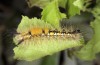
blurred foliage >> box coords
[26,0,51,8]
[76,0,100,60]
[26,0,67,8]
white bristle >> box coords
[15,35,23,41]
[67,33,70,35]
[61,33,64,35]
[54,33,57,35]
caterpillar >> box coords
[14,27,81,45]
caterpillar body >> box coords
[14,27,81,45]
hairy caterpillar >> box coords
[14,27,81,45]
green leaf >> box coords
[91,19,100,53]
[73,0,91,11]
[13,37,83,61]
[76,40,95,60]
[66,0,80,17]
[66,0,91,18]
[41,0,66,29]
[91,4,100,53]
[73,0,84,10]
[13,16,84,61]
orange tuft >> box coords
[30,28,43,35]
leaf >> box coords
[41,0,66,29]
[66,0,80,17]
[91,4,100,54]
[13,16,84,61]
[73,0,84,10]
[76,40,96,60]
[73,0,91,11]
[91,19,100,53]
[66,0,91,18]
[13,37,83,61]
